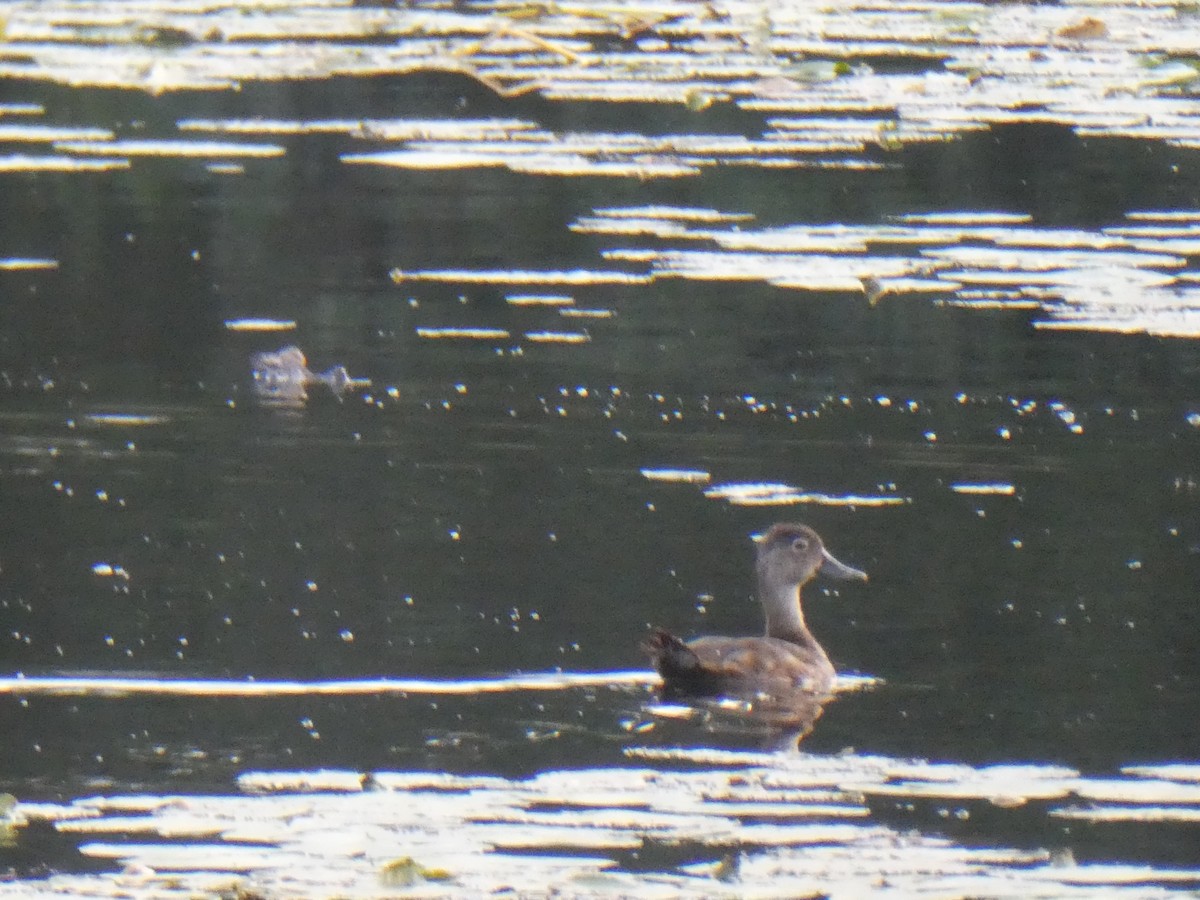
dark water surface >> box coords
[2,74,1200,883]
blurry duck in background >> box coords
[250,345,370,408]
[644,523,867,732]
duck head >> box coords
[754,522,868,592]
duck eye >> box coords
[791,538,809,551]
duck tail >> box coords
[642,627,701,678]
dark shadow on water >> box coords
[0,821,111,882]
[902,124,1200,225]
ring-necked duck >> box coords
[645,522,867,701]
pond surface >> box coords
[1,3,1200,893]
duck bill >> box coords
[820,549,868,582]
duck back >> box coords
[645,628,836,700]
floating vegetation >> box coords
[6,749,1200,898]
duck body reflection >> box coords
[645,523,868,736]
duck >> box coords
[644,523,867,703]
[249,345,370,407]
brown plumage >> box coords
[645,523,867,703]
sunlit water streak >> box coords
[704,482,910,507]
[4,746,1199,898]
[0,155,130,172]
[566,205,1200,337]
[0,671,882,698]
[53,139,285,158]
[81,413,171,427]
[950,482,1017,495]
[223,317,297,332]
[640,468,712,484]
[0,257,58,270]
[0,670,660,698]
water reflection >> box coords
[643,692,832,752]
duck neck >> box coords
[758,572,823,654]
